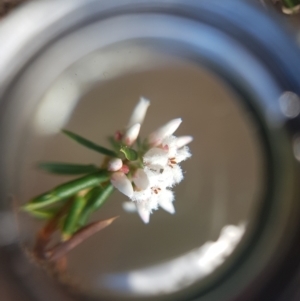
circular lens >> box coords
[1,1,300,301]
[15,44,264,300]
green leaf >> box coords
[90,184,114,211]
[28,208,59,220]
[62,130,117,157]
[38,162,99,175]
[22,171,110,211]
[120,146,138,161]
[62,194,86,238]
[78,184,114,227]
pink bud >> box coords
[120,164,130,174]
[111,172,133,198]
[107,158,123,172]
[114,131,123,141]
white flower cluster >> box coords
[109,98,192,223]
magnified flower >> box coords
[109,98,193,223]
[24,95,193,257]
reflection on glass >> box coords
[104,223,246,295]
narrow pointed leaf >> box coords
[62,195,86,238]
[120,146,138,161]
[22,171,110,211]
[78,184,114,227]
[62,130,117,157]
[29,208,60,220]
[90,184,114,211]
[78,187,103,226]
[38,162,99,175]
[46,216,119,262]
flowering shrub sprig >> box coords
[22,98,192,260]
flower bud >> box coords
[110,172,133,198]
[148,118,182,146]
[107,158,123,171]
[127,97,150,128]
[123,123,141,146]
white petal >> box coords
[143,148,168,166]
[127,97,150,128]
[161,135,177,157]
[176,136,193,148]
[158,189,175,214]
[123,123,141,146]
[110,172,133,198]
[176,146,192,163]
[122,201,137,212]
[171,164,184,184]
[133,169,150,190]
[157,167,176,187]
[148,118,182,146]
[144,165,166,188]
[132,188,152,202]
[107,158,123,171]
[136,202,151,224]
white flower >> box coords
[127,129,191,223]
[161,135,192,162]
[134,188,175,223]
[109,98,192,224]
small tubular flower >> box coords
[148,118,182,146]
[127,97,150,128]
[110,172,133,198]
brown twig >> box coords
[33,200,72,260]
[45,216,119,262]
